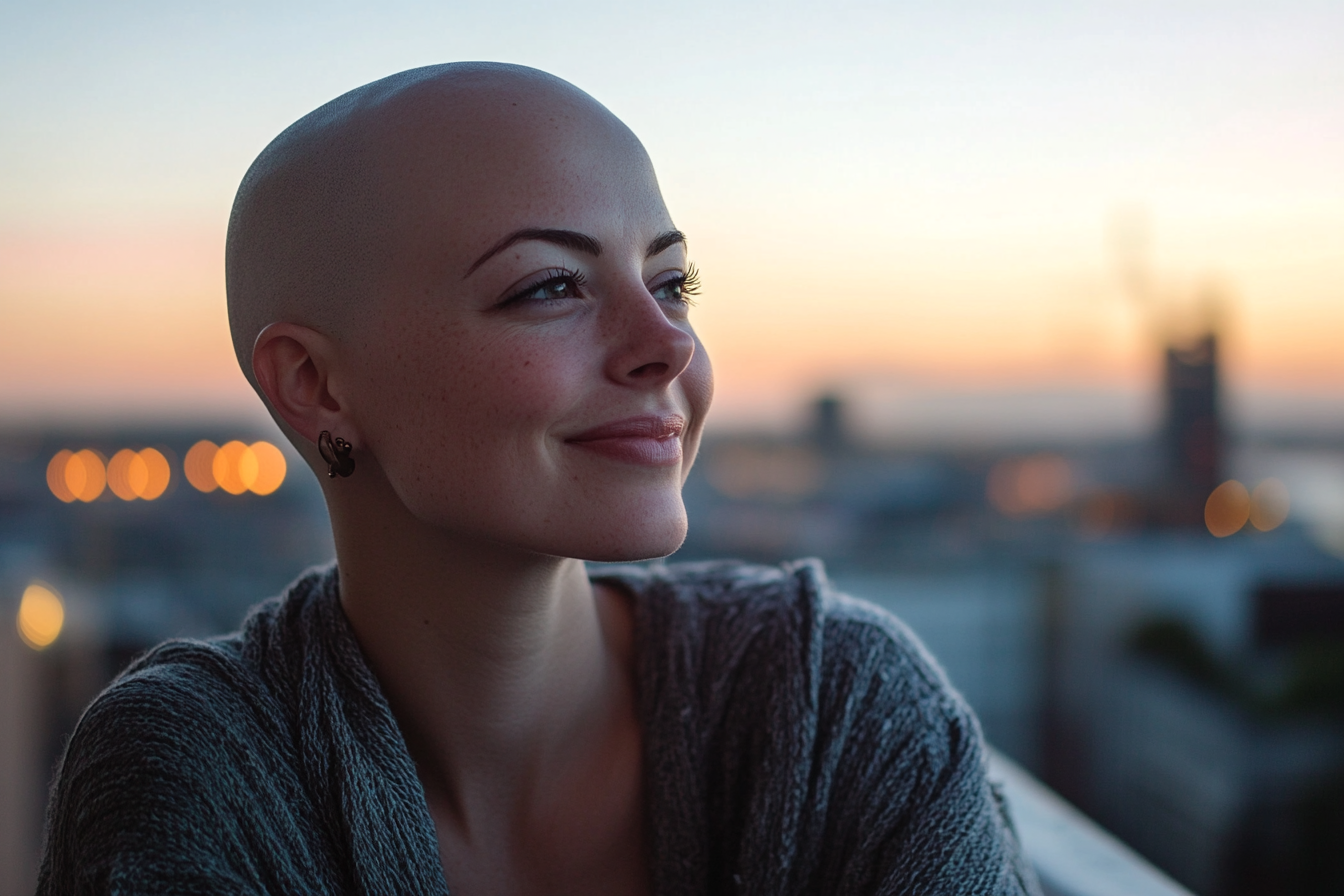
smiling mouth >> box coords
[565,415,685,467]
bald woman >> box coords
[39,64,1040,895]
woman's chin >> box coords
[564,515,689,564]
[397,479,691,563]
[581,540,684,565]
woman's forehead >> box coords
[382,118,671,271]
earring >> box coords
[317,431,355,479]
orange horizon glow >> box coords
[2,216,1341,426]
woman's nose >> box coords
[603,287,696,388]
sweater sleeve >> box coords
[812,596,1042,896]
[37,648,332,896]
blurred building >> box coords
[1159,331,1224,525]
[1059,534,1344,895]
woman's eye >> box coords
[503,270,587,306]
[650,264,700,307]
[650,279,685,304]
[528,278,579,301]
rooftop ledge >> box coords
[988,749,1194,896]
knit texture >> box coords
[38,560,1041,895]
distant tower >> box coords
[811,393,847,454]
[1160,332,1222,505]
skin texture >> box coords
[227,63,713,895]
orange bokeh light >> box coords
[107,448,172,501]
[1249,478,1290,532]
[138,448,171,500]
[60,449,107,502]
[107,449,143,500]
[185,440,220,492]
[987,454,1074,517]
[247,441,287,496]
[17,582,65,650]
[1205,480,1251,538]
[212,440,251,495]
[51,439,281,501]
[707,444,824,499]
[47,450,77,502]
[191,439,286,496]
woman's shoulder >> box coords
[45,622,304,824]
[607,558,1038,893]
[603,556,980,782]
[601,557,964,717]
[37,565,345,894]
[58,561,345,764]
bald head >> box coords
[225,63,649,392]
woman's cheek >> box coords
[495,336,593,416]
[683,341,714,417]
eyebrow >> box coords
[645,229,687,258]
[465,228,687,278]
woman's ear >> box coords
[252,322,350,445]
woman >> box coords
[39,63,1040,895]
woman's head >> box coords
[227,63,712,562]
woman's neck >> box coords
[341,534,606,770]
[325,465,646,892]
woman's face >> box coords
[342,105,713,562]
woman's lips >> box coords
[565,415,685,467]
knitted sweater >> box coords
[38,560,1041,895]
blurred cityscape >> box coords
[2,327,1343,894]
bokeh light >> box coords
[247,441,287,496]
[107,449,143,501]
[50,446,171,502]
[212,440,252,495]
[1249,478,1291,532]
[987,455,1074,517]
[17,582,64,650]
[1077,491,1142,539]
[1205,480,1251,537]
[46,450,76,502]
[106,448,172,501]
[137,448,172,500]
[707,445,824,499]
[187,439,286,495]
[56,449,107,503]
[185,440,220,492]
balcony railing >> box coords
[989,749,1194,896]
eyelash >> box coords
[654,264,702,307]
[679,264,702,301]
[500,263,702,308]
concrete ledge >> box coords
[989,749,1196,896]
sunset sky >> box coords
[2,0,1341,438]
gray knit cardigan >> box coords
[38,560,1041,895]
